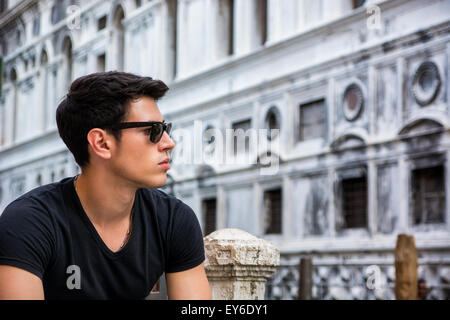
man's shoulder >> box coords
[137,188,194,216]
[1,177,72,219]
[138,188,181,206]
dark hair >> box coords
[56,71,169,168]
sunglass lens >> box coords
[150,124,163,143]
[149,123,172,143]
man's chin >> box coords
[139,176,167,189]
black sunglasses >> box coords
[107,121,172,143]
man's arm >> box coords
[165,263,212,300]
[0,265,45,300]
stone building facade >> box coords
[1,0,450,299]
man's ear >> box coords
[86,128,113,161]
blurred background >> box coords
[0,0,449,300]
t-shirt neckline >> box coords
[69,176,138,258]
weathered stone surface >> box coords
[204,228,280,300]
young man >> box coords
[0,71,211,300]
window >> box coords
[352,0,366,9]
[62,37,73,91]
[227,0,234,55]
[256,0,267,45]
[0,59,3,103]
[51,5,58,24]
[341,176,367,229]
[51,0,65,25]
[203,125,216,156]
[1,38,7,56]
[202,198,217,236]
[11,177,25,198]
[10,67,17,82]
[36,174,42,186]
[166,0,177,79]
[411,165,445,224]
[264,188,282,234]
[265,106,281,140]
[299,99,327,141]
[98,16,107,30]
[112,5,125,70]
[0,0,6,14]
[0,103,3,146]
[232,119,251,155]
[33,16,40,36]
[216,0,234,57]
[16,30,22,46]
[10,68,17,141]
[97,53,105,72]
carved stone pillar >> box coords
[204,228,280,300]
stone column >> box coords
[204,228,280,300]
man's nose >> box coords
[158,131,176,150]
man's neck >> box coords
[74,168,136,229]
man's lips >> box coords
[158,158,171,170]
[158,158,170,165]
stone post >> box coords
[395,234,418,300]
[203,228,280,300]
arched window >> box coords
[40,49,48,65]
[16,29,22,47]
[166,0,178,79]
[39,49,49,130]
[264,106,281,141]
[0,70,5,145]
[33,15,41,37]
[0,37,7,56]
[10,68,18,141]
[62,37,73,92]
[203,125,216,155]
[112,6,125,70]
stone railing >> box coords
[203,228,280,300]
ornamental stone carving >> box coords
[342,83,364,121]
[204,228,280,300]
[412,61,441,106]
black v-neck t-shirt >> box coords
[0,176,205,299]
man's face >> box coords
[109,96,175,189]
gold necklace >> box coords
[74,175,133,250]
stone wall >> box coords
[266,252,450,300]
